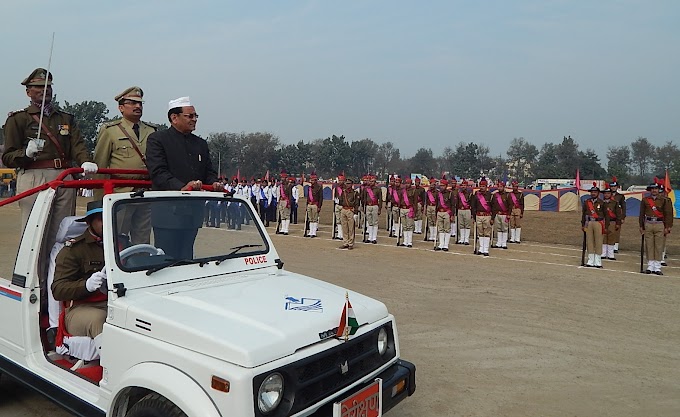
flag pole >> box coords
[344,291,350,341]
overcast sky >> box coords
[1,0,678,160]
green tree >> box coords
[534,143,561,178]
[506,137,538,183]
[453,142,492,180]
[579,149,607,179]
[206,132,233,178]
[606,145,631,185]
[350,138,378,177]
[408,148,434,175]
[556,136,580,177]
[374,142,401,179]
[630,136,654,178]
[62,100,109,153]
[653,141,680,173]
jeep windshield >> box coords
[112,195,269,273]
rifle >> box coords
[423,210,429,242]
[432,215,439,250]
[275,211,281,234]
[303,207,309,237]
[387,201,393,237]
[362,205,368,243]
[473,220,478,254]
[396,212,403,246]
[581,231,586,266]
[332,200,338,240]
[640,234,645,273]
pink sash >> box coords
[495,193,508,213]
[438,192,452,215]
[402,189,414,218]
[366,187,378,205]
[477,193,491,212]
[308,186,315,204]
[391,188,401,205]
[427,190,436,205]
[459,192,470,209]
[510,192,520,208]
[279,185,289,208]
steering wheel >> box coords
[119,244,165,261]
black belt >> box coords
[646,216,663,221]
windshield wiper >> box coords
[214,244,263,265]
[146,258,205,276]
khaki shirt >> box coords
[1,104,90,168]
[52,230,105,302]
[639,194,673,229]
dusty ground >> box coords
[0,197,678,416]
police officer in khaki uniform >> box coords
[339,177,359,249]
[491,180,511,249]
[609,177,626,253]
[424,176,438,241]
[581,184,605,268]
[471,178,493,256]
[1,68,97,237]
[601,188,622,260]
[639,182,673,275]
[93,86,157,244]
[52,201,107,348]
[456,179,473,245]
[508,180,525,243]
[360,175,382,244]
[305,172,323,237]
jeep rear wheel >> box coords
[127,393,187,417]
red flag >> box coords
[575,169,581,191]
[264,170,269,181]
[665,169,672,194]
[236,168,240,181]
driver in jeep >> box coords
[52,200,107,349]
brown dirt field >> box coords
[0,196,678,417]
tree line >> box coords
[2,99,677,188]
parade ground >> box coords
[0,198,678,416]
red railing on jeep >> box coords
[0,168,219,209]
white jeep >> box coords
[0,169,415,417]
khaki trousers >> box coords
[510,208,522,228]
[399,208,415,231]
[18,168,76,237]
[436,211,451,233]
[340,208,355,247]
[334,203,342,228]
[366,205,379,226]
[458,209,472,229]
[391,206,400,228]
[414,203,423,221]
[604,222,618,245]
[117,202,151,245]
[494,214,508,234]
[426,206,437,227]
[277,200,291,220]
[610,222,622,244]
[306,203,319,222]
[586,220,604,255]
[644,222,664,261]
[475,215,492,237]
[66,302,107,338]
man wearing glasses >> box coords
[93,86,157,244]
[145,97,223,259]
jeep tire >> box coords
[127,393,187,417]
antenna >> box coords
[35,32,55,147]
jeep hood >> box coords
[124,270,389,368]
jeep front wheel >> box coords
[127,393,187,417]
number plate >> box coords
[333,378,382,417]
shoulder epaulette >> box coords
[103,119,123,128]
[64,238,78,247]
[143,121,159,131]
[6,108,26,118]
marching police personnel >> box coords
[396,178,417,247]
[601,188,622,260]
[305,172,323,237]
[471,178,493,256]
[413,176,425,234]
[93,86,157,244]
[361,174,382,244]
[582,183,605,268]
[508,180,525,243]
[333,173,346,240]
[456,179,473,245]
[640,181,672,274]
[434,177,455,251]
[609,177,626,253]
[2,68,97,241]
[338,177,359,249]
[491,180,511,249]
[389,176,403,238]
[424,177,438,241]
[657,179,670,266]
[276,170,293,235]
[386,176,396,235]
[448,178,459,242]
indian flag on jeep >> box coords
[336,292,359,340]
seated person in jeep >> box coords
[52,200,107,347]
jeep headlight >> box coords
[258,372,284,414]
[377,327,389,356]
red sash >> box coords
[477,193,491,212]
[586,199,600,218]
[366,187,378,205]
[459,192,470,209]
[646,198,664,218]
[495,193,508,214]
[605,206,617,220]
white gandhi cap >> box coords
[168,96,192,111]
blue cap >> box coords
[76,200,103,222]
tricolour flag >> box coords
[336,292,359,340]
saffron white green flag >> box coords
[336,292,359,339]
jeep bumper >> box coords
[309,359,416,416]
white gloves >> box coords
[85,270,106,292]
[26,139,41,158]
[81,162,98,174]
[353,214,359,223]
